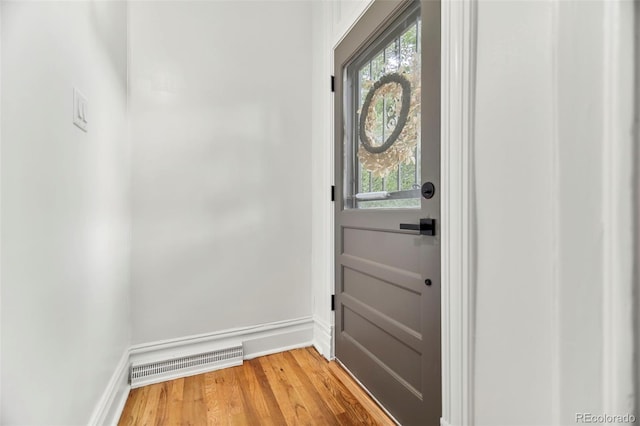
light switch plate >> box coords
[73,88,88,132]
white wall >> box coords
[1,2,131,424]
[129,1,313,345]
[473,1,636,425]
[473,2,556,424]
[556,1,605,421]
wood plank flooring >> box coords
[118,347,395,426]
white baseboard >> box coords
[242,317,314,359]
[440,418,452,426]
[128,317,314,383]
[312,317,333,360]
[92,317,314,424]
[88,349,130,426]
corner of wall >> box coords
[88,349,130,426]
[312,316,334,360]
[91,316,318,424]
[129,317,314,383]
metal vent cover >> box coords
[130,345,243,388]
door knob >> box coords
[399,218,436,236]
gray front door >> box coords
[333,1,441,424]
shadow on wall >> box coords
[89,1,127,84]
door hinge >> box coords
[331,294,335,311]
[331,75,335,93]
[331,185,335,202]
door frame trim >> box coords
[601,0,637,417]
[440,0,477,425]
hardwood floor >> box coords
[118,347,395,426]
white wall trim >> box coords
[602,0,636,415]
[313,316,334,360]
[441,0,477,425]
[549,2,561,423]
[331,0,375,49]
[92,317,314,424]
[129,316,313,374]
[310,0,336,366]
[0,1,3,421]
[88,349,131,426]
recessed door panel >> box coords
[342,306,422,391]
[343,227,423,273]
[343,267,421,331]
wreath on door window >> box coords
[357,69,420,178]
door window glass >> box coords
[344,3,421,209]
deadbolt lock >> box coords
[421,182,435,199]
